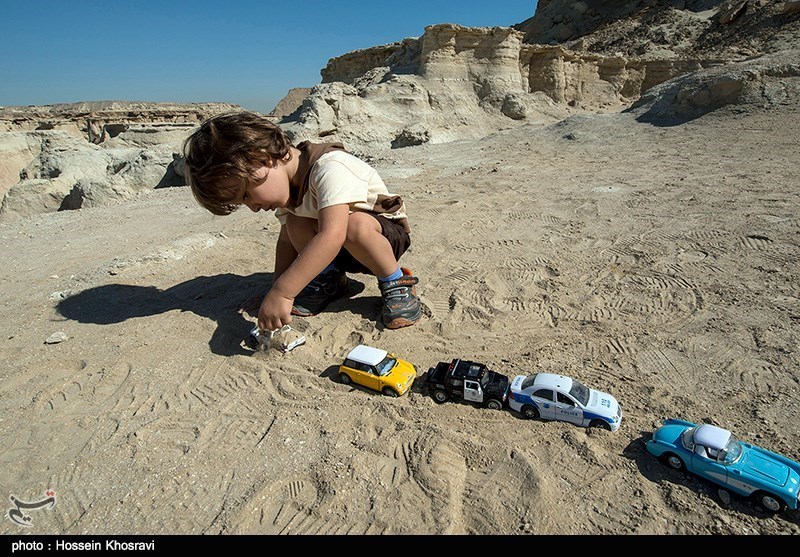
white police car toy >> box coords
[508,372,622,432]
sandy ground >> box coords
[1,100,799,536]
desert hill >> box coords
[516,0,800,57]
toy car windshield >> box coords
[723,438,744,463]
[376,356,398,376]
[569,380,590,406]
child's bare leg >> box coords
[283,213,318,253]
[343,212,398,277]
[284,211,419,328]
[285,212,397,276]
[344,213,419,329]
[283,213,349,317]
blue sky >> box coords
[1,1,537,114]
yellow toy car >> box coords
[338,344,417,397]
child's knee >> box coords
[345,212,381,244]
[284,213,319,249]
[285,213,318,234]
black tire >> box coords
[753,491,785,514]
[663,453,684,471]
[338,372,352,385]
[521,404,539,419]
[382,387,399,398]
[432,390,448,404]
[589,419,612,431]
[486,399,503,410]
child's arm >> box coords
[258,204,350,330]
[240,225,297,317]
[273,225,297,281]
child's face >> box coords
[235,160,291,213]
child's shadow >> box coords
[56,272,367,356]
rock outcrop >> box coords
[627,48,800,122]
[268,88,313,120]
[279,23,725,153]
[0,102,243,221]
[0,130,186,222]
[276,0,800,152]
[0,101,242,144]
[515,0,800,58]
[283,25,558,153]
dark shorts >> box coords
[333,215,411,275]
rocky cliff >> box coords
[0,101,242,143]
[279,22,729,153]
[276,1,799,153]
[0,102,242,220]
[514,0,800,57]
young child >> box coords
[182,111,421,332]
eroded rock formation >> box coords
[627,48,800,122]
[0,102,242,220]
[514,0,800,57]
[280,23,728,153]
[0,130,186,221]
[0,101,241,144]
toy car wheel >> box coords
[382,387,399,398]
[521,404,539,420]
[589,419,611,431]
[753,491,785,514]
[432,390,448,404]
[486,399,502,410]
[663,453,684,471]
[338,372,352,385]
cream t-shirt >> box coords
[275,151,407,225]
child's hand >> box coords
[258,290,294,331]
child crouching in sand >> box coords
[182,111,421,332]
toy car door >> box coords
[531,388,556,420]
[363,365,383,391]
[464,379,483,403]
[692,445,734,491]
[554,391,584,427]
[347,360,379,391]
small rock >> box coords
[718,488,731,506]
[45,332,68,344]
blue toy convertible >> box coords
[646,418,800,514]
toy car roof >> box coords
[451,359,487,379]
[531,372,574,392]
[694,424,732,450]
[346,344,389,366]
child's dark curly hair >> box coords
[183,111,292,215]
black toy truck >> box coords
[426,359,510,410]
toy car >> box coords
[248,324,306,353]
[646,418,800,514]
[507,372,622,431]
[426,359,509,409]
[338,344,418,397]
